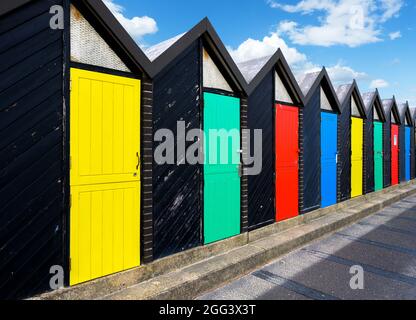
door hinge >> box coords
[69,80,72,92]
[69,258,72,271]
[69,194,72,208]
[69,156,72,170]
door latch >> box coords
[238,164,243,177]
[136,152,141,170]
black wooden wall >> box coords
[247,71,275,230]
[364,105,374,194]
[338,99,351,202]
[0,0,64,299]
[301,89,321,213]
[152,43,202,259]
[383,111,392,188]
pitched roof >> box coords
[298,68,341,113]
[147,18,247,94]
[2,0,153,77]
[382,96,401,124]
[398,101,413,125]
[242,49,304,104]
[298,71,320,97]
[145,33,186,61]
[237,55,272,83]
[362,89,386,122]
[336,80,367,118]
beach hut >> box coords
[237,50,304,230]
[398,102,413,182]
[145,18,248,258]
[0,0,153,298]
[382,97,401,186]
[336,82,367,201]
[361,90,386,193]
[298,68,341,210]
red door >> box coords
[391,124,399,185]
[275,104,299,222]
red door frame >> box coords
[391,124,399,185]
[275,104,299,222]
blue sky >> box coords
[104,0,416,106]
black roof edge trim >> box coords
[73,0,152,78]
[148,17,248,95]
[247,49,304,105]
[304,67,341,114]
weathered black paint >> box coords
[301,89,321,213]
[247,71,275,230]
[364,104,374,194]
[338,99,351,202]
[0,0,64,299]
[152,43,202,259]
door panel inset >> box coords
[70,68,141,285]
[321,112,337,207]
[275,104,299,221]
[203,92,241,244]
[351,117,363,198]
[374,122,383,191]
[391,124,399,185]
[405,126,411,181]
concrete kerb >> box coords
[37,181,416,300]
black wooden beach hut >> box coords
[0,0,153,298]
[335,81,367,201]
[382,97,401,187]
[237,49,304,230]
[297,68,341,211]
[361,89,386,194]
[145,18,248,259]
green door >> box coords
[374,122,383,191]
[204,92,241,244]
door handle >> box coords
[136,152,141,170]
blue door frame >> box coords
[321,112,338,208]
[405,126,411,181]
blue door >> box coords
[321,112,337,207]
[405,126,411,181]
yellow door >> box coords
[351,117,363,198]
[70,68,141,285]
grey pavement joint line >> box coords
[252,270,340,301]
[356,221,416,238]
[302,248,416,286]
[335,233,416,257]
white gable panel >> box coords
[351,96,361,117]
[321,87,332,111]
[275,71,293,103]
[203,48,233,92]
[391,111,397,123]
[374,107,380,120]
[70,5,130,72]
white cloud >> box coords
[270,0,403,47]
[228,30,366,85]
[389,31,402,40]
[103,0,158,41]
[227,32,308,66]
[370,79,389,89]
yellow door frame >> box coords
[69,68,141,285]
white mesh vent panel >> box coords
[70,5,130,72]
